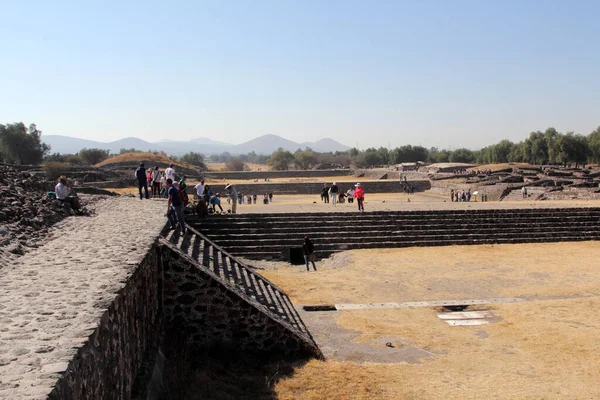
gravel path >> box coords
[0,197,166,399]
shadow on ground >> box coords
[163,347,310,400]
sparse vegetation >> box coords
[43,161,70,180]
[78,148,110,165]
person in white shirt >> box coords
[165,163,176,182]
[194,180,206,199]
[55,176,80,209]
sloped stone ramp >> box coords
[159,226,322,358]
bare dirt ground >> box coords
[252,236,600,398]
[99,190,600,214]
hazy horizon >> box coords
[2,1,599,150]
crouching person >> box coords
[55,176,81,210]
[166,178,186,234]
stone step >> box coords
[228,235,600,260]
[198,207,600,218]
[195,214,600,228]
[199,220,600,239]
[220,229,600,251]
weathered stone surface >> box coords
[0,197,166,399]
[0,163,107,270]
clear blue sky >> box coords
[1,0,599,150]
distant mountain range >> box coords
[42,134,350,156]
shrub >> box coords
[43,162,70,180]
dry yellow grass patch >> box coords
[260,242,600,305]
[94,152,196,169]
[275,298,600,399]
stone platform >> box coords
[0,197,167,399]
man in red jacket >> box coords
[354,183,364,212]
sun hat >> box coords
[333,182,337,185]
[225,184,231,189]
[355,182,362,187]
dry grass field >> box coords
[256,242,600,399]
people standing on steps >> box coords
[135,163,149,200]
[225,183,238,214]
[522,186,527,198]
[354,182,365,212]
[329,182,339,206]
[302,236,317,271]
[166,178,186,234]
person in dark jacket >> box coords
[135,163,149,200]
[302,236,317,271]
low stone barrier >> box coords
[192,180,431,196]
[202,169,352,180]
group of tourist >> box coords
[453,169,492,175]
[320,182,365,212]
[135,162,178,199]
[450,189,472,202]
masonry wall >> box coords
[203,169,353,180]
[195,180,432,196]
[48,247,162,400]
[161,246,312,356]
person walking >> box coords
[225,183,238,214]
[151,166,161,197]
[135,163,149,200]
[354,182,365,212]
[166,178,186,234]
[321,184,329,203]
[302,236,317,271]
[329,182,339,206]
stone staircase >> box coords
[501,187,547,201]
[158,226,321,357]
[189,208,600,260]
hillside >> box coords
[94,152,199,171]
[43,134,351,156]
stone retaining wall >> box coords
[194,180,431,196]
[49,247,162,400]
[203,169,352,180]
[161,245,312,356]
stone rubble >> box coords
[0,164,105,269]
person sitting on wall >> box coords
[55,176,81,210]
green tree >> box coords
[0,122,50,164]
[294,150,317,169]
[557,133,590,168]
[119,148,142,154]
[267,148,294,170]
[78,148,110,165]
[449,148,475,163]
[587,127,600,164]
[180,152,206,169]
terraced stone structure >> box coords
[193,207,600,260]
[0,198,319,400]
[160,227,318,355]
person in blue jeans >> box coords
[166,178,186,234]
